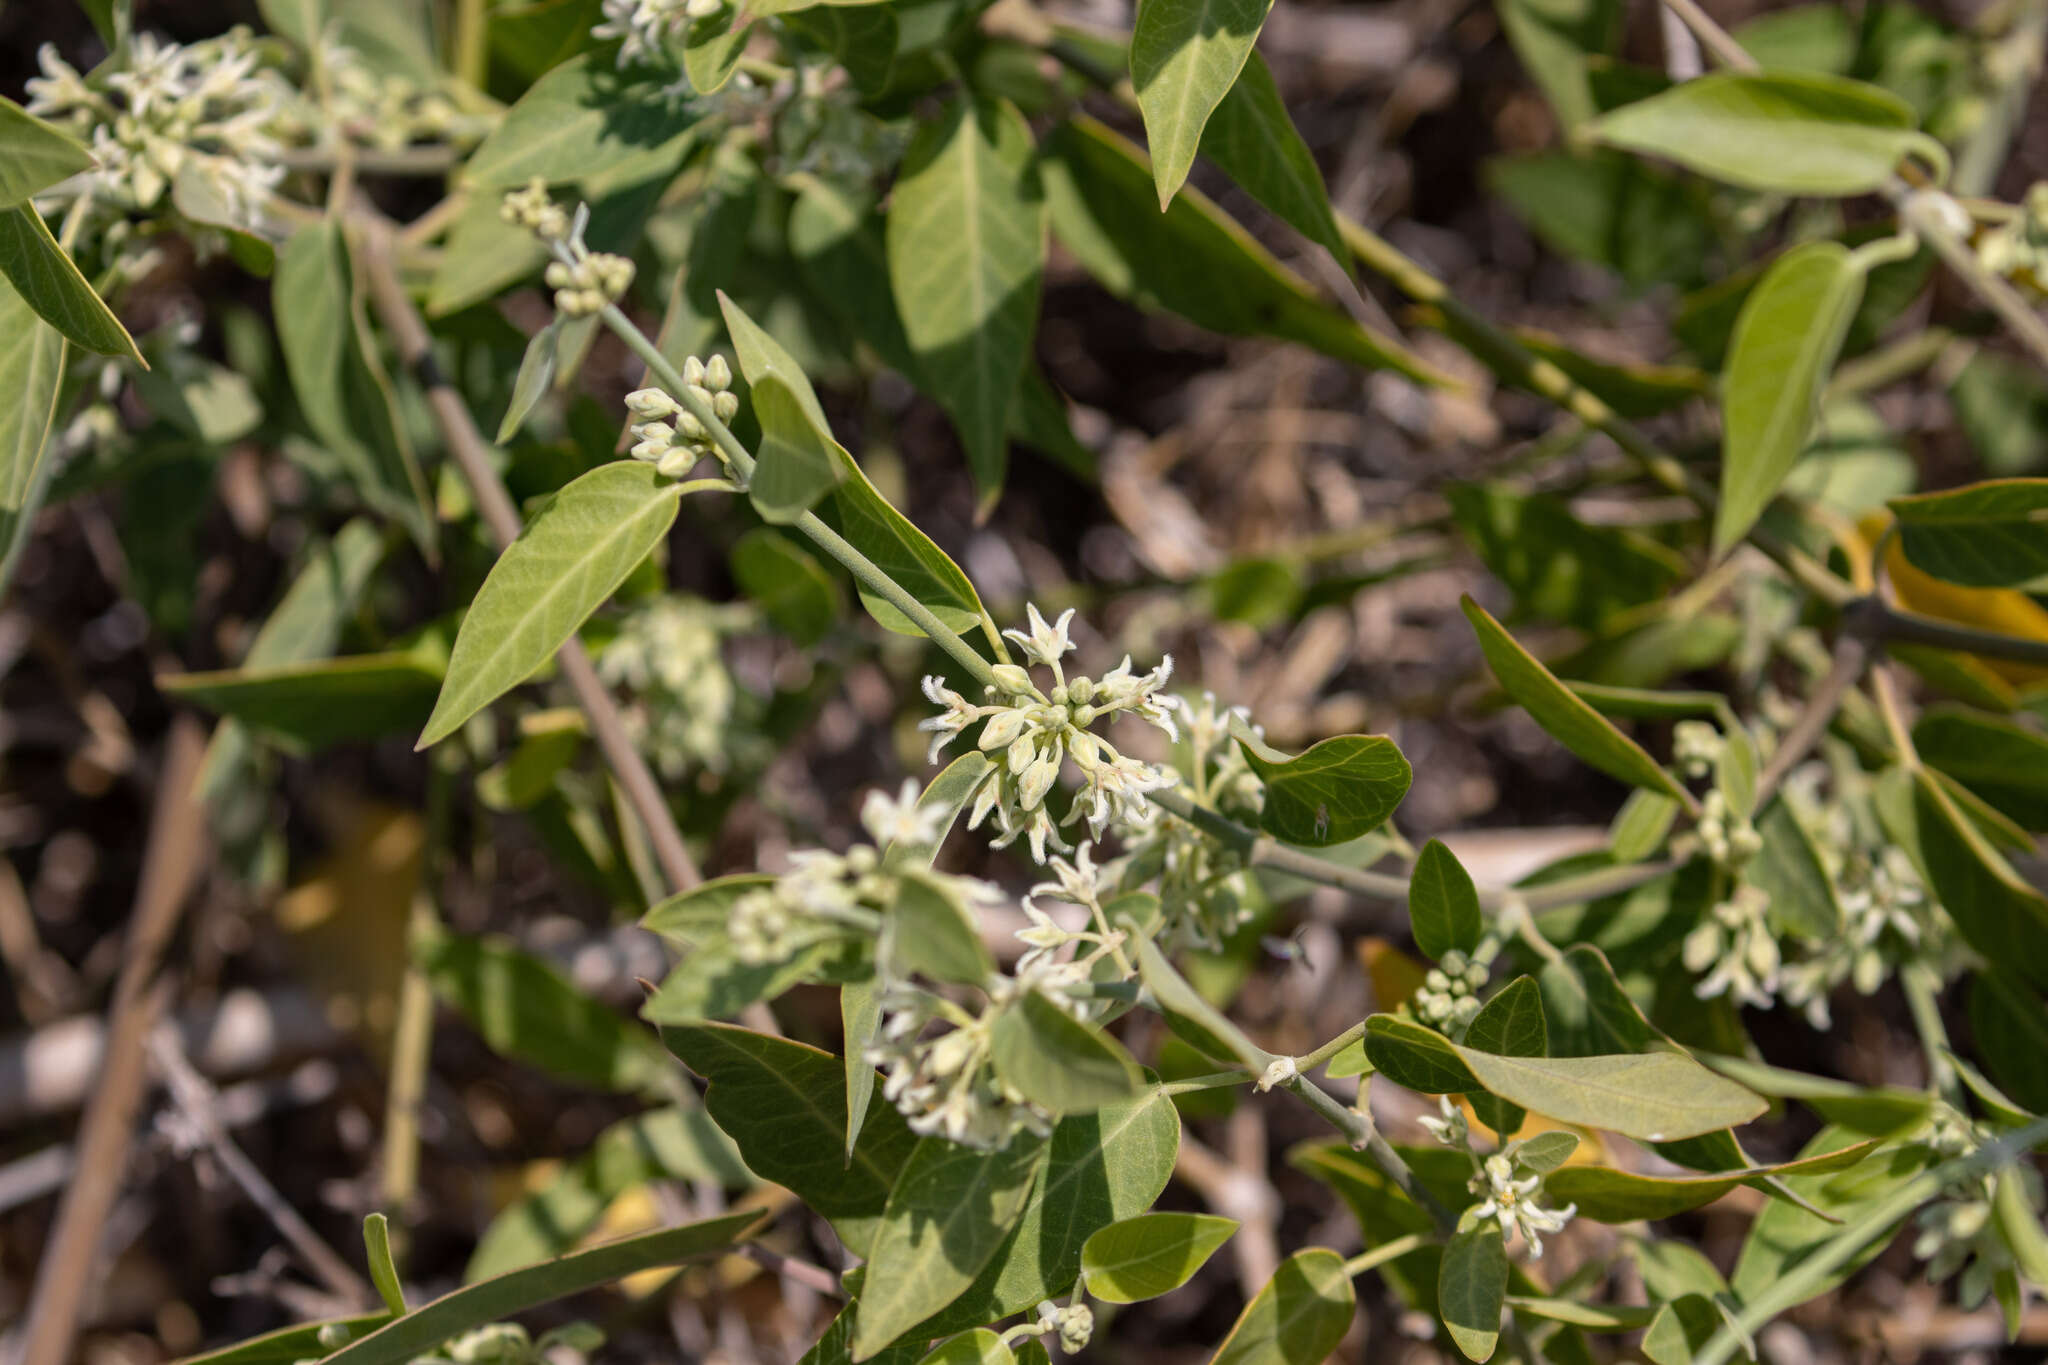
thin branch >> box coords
[1660,0,1757,71]
[352,217,704,897]
[1280,1074,1458,1235]
[150,1031,375,1308]
[1754,629,1873,809]
[16,718,210,1365]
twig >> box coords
[1660,0,1756,71]
[352,217,704,897]
[14,716,209,1365]
[149,1031,376,1308]
[739,1244,844,1298]
[1754,629,1873,809]
[1342,1231,1430,1278]
[1280,1073,1457,1235]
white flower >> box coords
[1684,884,1779,1011]
[861,778,947,849]
[1419,1095,1469,1147]
[1028,842,1108,914]
[1470,1153,1576,1259]
[1003,603,1076,669]
[592,0,695,67]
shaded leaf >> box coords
[0,96,94,208]
[1410,839,1484,961]
[1235,728,1411,847]
[463,53,699,189]
[750,371,849,524]
[989,988,1145,1113]
[0,204,140,361]
[1439,1223,1508,1361]
[1210,1247,1356,1363]
[1080,1212,1237,1303]
[1889,479,2048,589]
[1198,53,1347,264]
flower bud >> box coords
[989,664,1033,695]
[705,354,732,390]
[683,356,707,387]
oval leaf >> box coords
[1889,478,2048,589]
[989,988,1145,1113]
[0,96,95,208]
[1210,1247,1355,1364]
[1439,1223,1508,1362]
[418,462,682,747]
[1410,839,1483,960]
[1080,1212,1238,1303]
[1131,0,1276,207]
[751,371,849,524]
[0,204,141,361]
[1235,729,1411,847]
[1714,241,1866,553]
[1589,71,1934,196]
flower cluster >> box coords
[1113,693,1265,951]
[1909,1107,2035,1311]
[725,781,970,964]
[1414,949,1491,1035]
[1976,182,2048,281]
[1682,884,1779,1011]
[623,357,740,478]
[26,31,287,231]
[1777,846,1934,1027]
[1671,719,1723,779]
[597,596,748,777]
[922,606,1178,864]
[1694,789,1762,869]
[303,42,489,154]
[500,179,573,242]
[1469,1152,1577,1258]
[544,251,635,317]
[593,0,721,69]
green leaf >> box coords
[1234,729,1411,847]
[1464,976,1548,1138]
[1610,789,1680,862]
[1895,767,2048,990]
[418,462,683,747]
[1485,149,1709,289]
[1729,1128,1931,1306]
[463,53,699,189]
[1589,71,1938,195]
[1042,116,1453,387]
[904,1092,1180,1338]
[0,270,64,593]
[843,979,884,1161]
[0,97,94,208]
[159,652,444,753]
[643,874,775,946]
[888,867,997,985]
[170,1313,398,1365]
[643,930,840,1023]
[1700,1053,1935,1137]
[718,289,832,430]
[1410,839,1484,960]
[1130,0,1275,207]
[1641,1294,1723,1365]
[666,1024,920,1260]
[783,5,898,97]
[498,319,561,443]
[1198,54,1347,265]
[683,8,750,92]
[1210,1247,1356,1364]
[1915,705,2048,830]
[1447,483,1685,631]
[1461,597,1693,807]
[362,1214,406,1314]
[1079,1212,1237,1303]
[1969,971,2048,1112]
[1537,945,1660,1057]
[886,98,1045,503]
[1514,1131,1581,1174]
[1748,802,1842,939]
[1496,0,1621,129]
[133,345,262,445]
[1994,1165,2048,1288]
[0,205,141,361]
[1438,1223,1508,1362]
[750,372,850,523]
[274,222,431,544]
[1713,241,1866,553]
[883,752,995,869]
[827,453,993,638]
[989,988,1145,1113]
[321,1213,766,1365]
[1457,1049,1766,1143]
[731,529,839,646]
[916,1331,1014,1365]
[1136,935,1274,1071]
[1365,1014,1481,1094]
[1888,479,2048,588]
[421,930,671,1092]
[852,1133,1051,1357]
[466,1105,752,1280]
[1544,1138,1881,1221]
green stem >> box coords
[1159,1071,1252,1096]
[1297,1020,1366,1072]
[1695,1114,2048,1365]
[1342,1232,1430,1278]
[1901,965,1960,1103]
[590,297,1001,692]
[1280,1074,1458,1235]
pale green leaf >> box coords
[171,1313,397,1365]
[852,1133,1051,1356]
[1130,0,1275,207]
[1410,839,1483,960]
[463,54,700,189]
[888,867,997,985]
[1590,71,1939,195]
[1136,934,1274,1071]
[886,98,1045,502]
[827,458,994,638]
[1457,1049,1767,1143]
[1714,241,1865,553]
[160,652,444,753]
[0,204,140,361]
[0,269,67,596]
[0,97,95,208]
[321,1213,766,1365]
[731,529,840,647]
[988,988,1145,1113]
[1514,1131,1581,1175]
[498,319,561,444]
[916,1331,1013,1365]
[750,371,848,524]
[843,979,883,1161]
[418,462,683,747]
[1544,1138,1881,1222]
[1210,1248,1356,1363]
[1080,1212,1237,1303]
[362,1214,406,1315]
[1749,802,1842,940]
[1461,596,1694,807]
